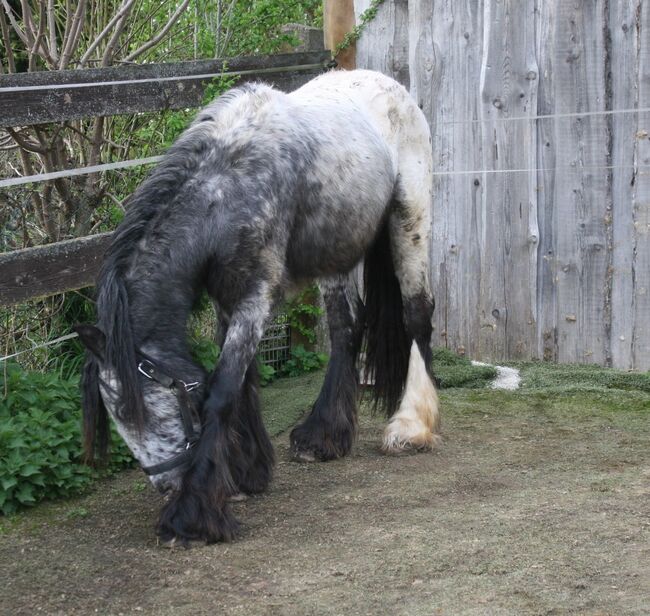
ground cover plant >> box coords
[0,363,133,515]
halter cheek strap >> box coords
[135,356,203,476]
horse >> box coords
[75,69,441,546]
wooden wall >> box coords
[354,0,650,370]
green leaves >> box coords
[0,363,134,516]
[279,345,328,378]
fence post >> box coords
[324,0,356,69]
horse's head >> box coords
[74,325,205,495]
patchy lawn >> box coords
[1,362,649,615]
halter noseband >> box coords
[136,354,202,476]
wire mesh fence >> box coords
[258,313,291,371]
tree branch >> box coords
[6,127,48,155]
[59,0,87,68]
[78,0,135,67]
[47,0,58,64]
[0,7,16,72]
[122,0,191,62]
[1,0,29,46]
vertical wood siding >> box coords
[355,0,650,370]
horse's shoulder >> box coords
[194,82,281,124]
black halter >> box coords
[136,353,203,476]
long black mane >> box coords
[81,127,220,460]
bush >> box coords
[279,345,328,378]
[0,364,133,515]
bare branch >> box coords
[19,0,36,49]
[100,0,136,66]
[0,7,16,72]
[47,0,58,63]
[6,128,49,155]
[122,0,191,62]
[59,0,87,68]
[28,1,51,70]
[1,0,29,46]
[79,0,135,67]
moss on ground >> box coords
[431,347,497,389]
[516,360,650,394]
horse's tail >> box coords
[362,220,410,416]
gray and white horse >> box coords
[76,69,441,545]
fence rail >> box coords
[0,43,329,308]
[0,50,330,127]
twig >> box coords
[59,0,87,68]
[47,0,58,64]
[0,0,29,46]
[0,7,15,72]
[122,0,191,62]
[6,127,48,155]
[79,0,135,67]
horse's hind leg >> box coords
[382,164,442,453]
[290,274,363,461]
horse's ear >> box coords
[73,325,106,361]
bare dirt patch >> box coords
[1,387,649,615]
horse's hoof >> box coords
[157,536,205,550]
[291,448,317,463]
[381,426,442,455]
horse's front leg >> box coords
[157,291,273,545]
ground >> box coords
[1,367,649,615]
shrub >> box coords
[0,364,133,515]
[280,345,328,378]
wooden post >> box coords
[324,0,356,69]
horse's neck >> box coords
[127,273,195,355]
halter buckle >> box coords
[137,360,156,380]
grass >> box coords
[516,360,650,394]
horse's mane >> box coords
[81,127,219,460]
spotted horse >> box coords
[76,69,441,546]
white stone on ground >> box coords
[472,361,521,391]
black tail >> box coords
[363,221,410,416]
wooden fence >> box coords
[355,0,650,371]
[0,45,330,307]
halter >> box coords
[135,353,203,476]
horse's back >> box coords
[290,69,431,163]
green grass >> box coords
[432,347,497,389]
[516,360,650,394]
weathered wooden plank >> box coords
[409,0,485,357]
[633,1,650,368]
[535,2,559,362]
[609,1,640,369]
[0,51,330,127]
[0,234,112,306]
[537,0,611,366]
[354,0,409,86]
[476,0,539,362]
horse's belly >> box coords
[286,183,391,279]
